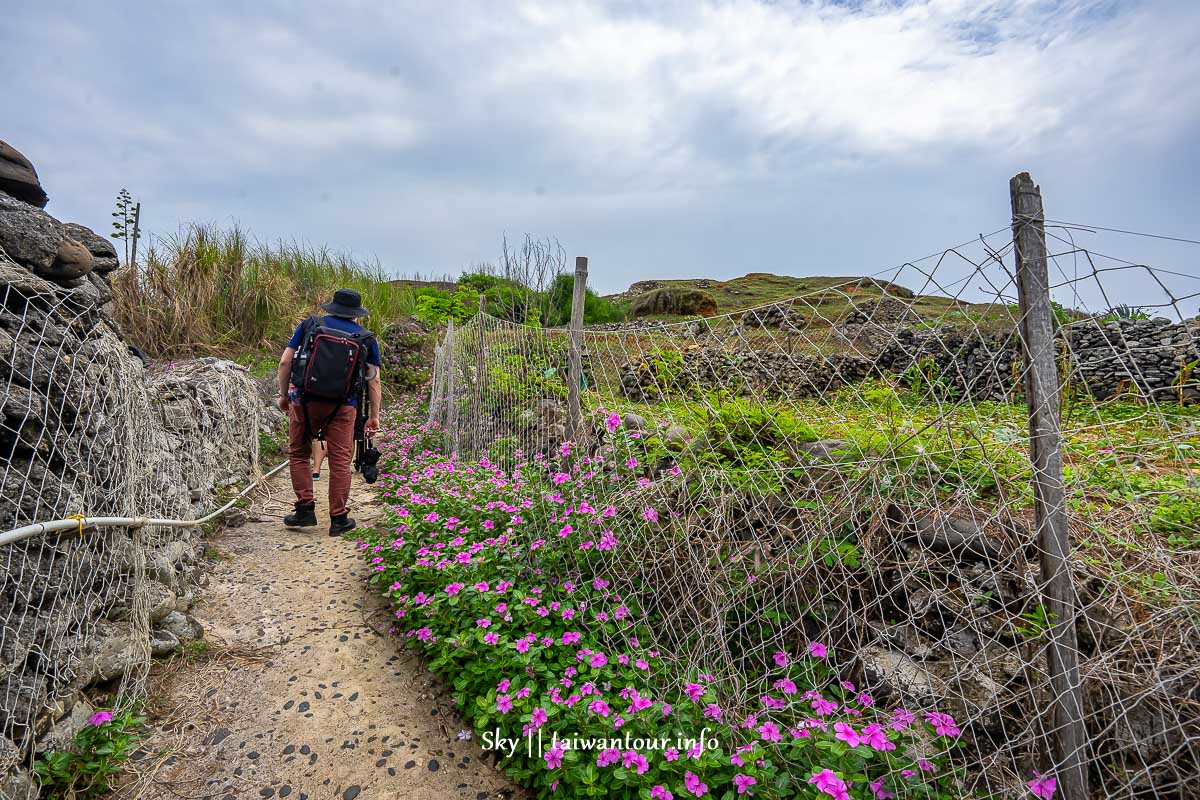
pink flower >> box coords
[890,708,915,731]
[621,750,650,774]
[773,650,790,667]
[807,641,828,658]
[1028,772,1057,799]
[664,748,680,762]
[757,721,782,742]
[596,748,621,767]
[651,787,674,800]
[733,774,757,795]
[544,745,565,769]
[642,507,659,522]
[496,694,513,713]
[530,707,548,727]
[808,769,851,800]
[924,711,961,737]
[684,771,708,797]
[869,779,896,799]
[685,683,704,702]
[88,711,113,726]
[605,412,621,432]
[833,721,862,747]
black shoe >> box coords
[284,502,317,528]
[312,472,321,481]
[329,514,356,537]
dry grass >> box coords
[110,223,417,358]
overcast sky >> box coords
[4,0,1198,311]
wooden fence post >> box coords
[472,294,487,455]
[130,201,141,270]
[1011,171,1089,800]
[565,257,588,443]
[445,320,459,454]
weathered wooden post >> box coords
[472,293,487,455]
[565,256,588,442]
[1011,171,1089,800]
[130,201,141,270]
[444,320,459,454]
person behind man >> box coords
[276,289,382,536]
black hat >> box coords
[321,288,369,318]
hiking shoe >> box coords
[329,514,357,537]
[284,502,317,528]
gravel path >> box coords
[120,473,522,800]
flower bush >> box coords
[357,395,973,799]
[34,708,144,798]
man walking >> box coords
[277,289,382,536]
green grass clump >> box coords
[112,223,418,357]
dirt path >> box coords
[120,473,523,800]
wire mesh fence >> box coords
[0,244,263,781]
[426,206,1199,796]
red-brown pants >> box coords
[288,401,357,517]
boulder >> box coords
[0,192,63,275]
[83,624,140,683]
[42,238,95,282]
[0,765,36,800]
[62,223,119,273]
[0,141,47,209]
[159,611,203,641]
[629,288,718,318]
[149,629,181,658]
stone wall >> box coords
[0,143,275,795]
[616,316,1200,405]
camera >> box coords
[358,443,382,484]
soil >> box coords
[119,474,524,800]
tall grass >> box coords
[111,223,417,357]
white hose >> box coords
[0,460,290,548]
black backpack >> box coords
[289,316,376,433]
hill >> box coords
[604,271,1001,328]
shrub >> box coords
[356,397,966,799]
[35,709,144,798]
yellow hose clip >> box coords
[64,513,88,537]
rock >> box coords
[0,764,37,800]
[159,611,203,642]
[62,223,119,273]
[42,238,95,282]
[621,412,648,432]
[0,192,63,275]
[662,425,690,448]
[0,141,47,208]
[85,624,140,683]
[146,583,178,625]
[628,288,718,318]
[149,629,181,658]
[859,646,943,703]
[148,553,179,591]
[223,507,248,528]
[797,439,854,463]
[42,698,96,752]
[907,514,1004,563]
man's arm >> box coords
[365,365,382,436]
[277,347,295,412]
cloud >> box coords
[2,1,1197,299]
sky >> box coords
[3,0,1199,312]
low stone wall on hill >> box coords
[617,315,1200,405]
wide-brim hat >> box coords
[321,288,370,318]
